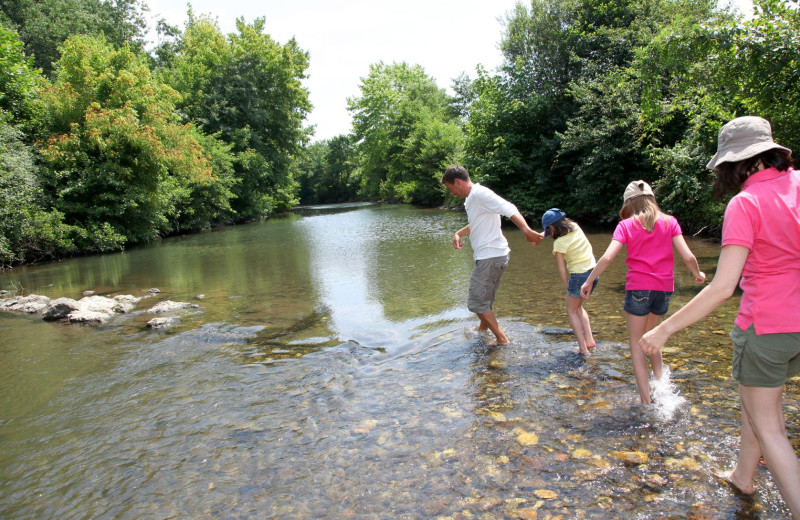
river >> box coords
[0,202,797,518]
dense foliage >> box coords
[1,0,799,267]
[157,14,311,219]
[461,0,800,233]
[0,4,310,267]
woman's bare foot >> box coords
[715,470,756,495]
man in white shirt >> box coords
[442,164,543,345]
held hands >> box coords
[695,271,707,284]
[525,229,544,246]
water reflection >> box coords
[297,204,472,348]
[0,203,797,519]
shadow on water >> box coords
[0,203,796,519]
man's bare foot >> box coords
[714,470,756,495]
[578,348,591,356]
[585,342,596,349]
[486,337,510,346]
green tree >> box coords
[348,61,464,205]
[0,0,149,75]
[465,0,577,217]
[294,135,360,204]
[634,0,799,232]
[160,14,311,220]
[0,25,46,126]
[0,117,76,265]
[38,35,235,248]
[0,27,75,265]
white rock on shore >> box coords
[0,294,51,314]
[2,293,146,324]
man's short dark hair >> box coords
[441,164,470,184]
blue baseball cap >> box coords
[541,208,566,236]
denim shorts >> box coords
[731,324,800,387]
[623,290,672,316]
[467,255,509,314]
[567,270,597,298]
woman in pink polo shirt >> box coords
[640,116,800,515]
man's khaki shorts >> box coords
[467,255,508,314]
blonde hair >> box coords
[619,195,662,232]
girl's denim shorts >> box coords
[567,270,597,298]
[623,290,672,316]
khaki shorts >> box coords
[467,255,508,314]
[731,324,800,387]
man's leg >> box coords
[476,309,509,345]
[468,256,508,342]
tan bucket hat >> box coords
[707,116,792,169]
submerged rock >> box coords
[147,300,200,313]
[147,317,174,329]
[611,451,649,465]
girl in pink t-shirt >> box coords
[580,181,706,404]
[640,116,800,515]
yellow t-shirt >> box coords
[552,225,596,274]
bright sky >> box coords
[145,0,755,143]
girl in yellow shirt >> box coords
[542,208,598,355]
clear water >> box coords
[1,203,796,518]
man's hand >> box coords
[526,230,544,246]
[453,232,463,250]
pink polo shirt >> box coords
[612,215,682,292]
[722,167,800,334]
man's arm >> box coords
[453,225,470,250]
[509,213,544,245]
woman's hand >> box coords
[580,281,593,300]
[639,326,670,355]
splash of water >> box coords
[650,366,686,420]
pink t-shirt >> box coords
[722,167,800,334]
[612,215,682,291]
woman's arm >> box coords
[640,244,749,354]
[580,240,624,299]
[672,235,706,283]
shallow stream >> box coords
[1,203,797,518]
